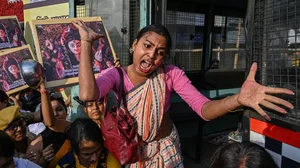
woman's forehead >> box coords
[142,31,165,39]
[140,32,167,46]
[79,140,101,150]
[51,100,63,106]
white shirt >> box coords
[27,122,46,135]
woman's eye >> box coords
[56,107,63,111]
[144,44,150,48]
[158,51,165,56]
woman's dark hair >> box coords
[50,96,67,113]
[210,142,278,168]
[65,118,104,154]
[135,24,172,55]
[36,92,67,118]
[0,130,15,157]
[0,90,8,103]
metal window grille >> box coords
[212,15,246,69]
[166,10,205,71]
[75,0,86,18]
[247,0,300,125]
[75,0,139,66]
[129,0,140,64]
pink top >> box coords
[96,65,211,120]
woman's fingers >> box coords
[43,150,54,157]
[72,20,84,29]
[71,21,80,28]
[42,144,54,155]
[260,100,286,113]
[44,153,55,161]
[265,95,294,109]
[96,34,105,39]
[246,62,258,81]
[43,147,54,154]
[265,87,294,95]
[47,155,55,161]
[77,20,84,26]
[252,104,271,121]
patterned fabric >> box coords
[126,126,183,168]
[124,68,183,168]
[126,68,165,142]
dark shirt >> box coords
[41,127,65,153]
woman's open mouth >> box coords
[139,60,153,73]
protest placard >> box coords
[32,17,116,88]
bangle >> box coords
[223,96,238,112]
[80,38,93,43]
[40,89,49,94]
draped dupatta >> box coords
[124,67,165,142]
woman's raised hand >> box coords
[72,20,105,43]
[237,62,294,121]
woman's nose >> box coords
[92,103,99,109]
[148,49,156,59]
[90,152,98,162]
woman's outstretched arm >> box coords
[201,63,294,121]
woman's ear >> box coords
[131,39,138,53]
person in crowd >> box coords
[0,89,45,136]
[83,98,104,126]
[28,67,121,167]
[56,118,121,168]
[74,20,294,167]
[210,142,278,168]
[0,130,41,168]
[19,88,41,113]
[0,106,31,158]
[68,58,120,122]
[25,83,69,167]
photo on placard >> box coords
[31,17,117,88]
[0,45,33,94]
[0,16,26,50]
